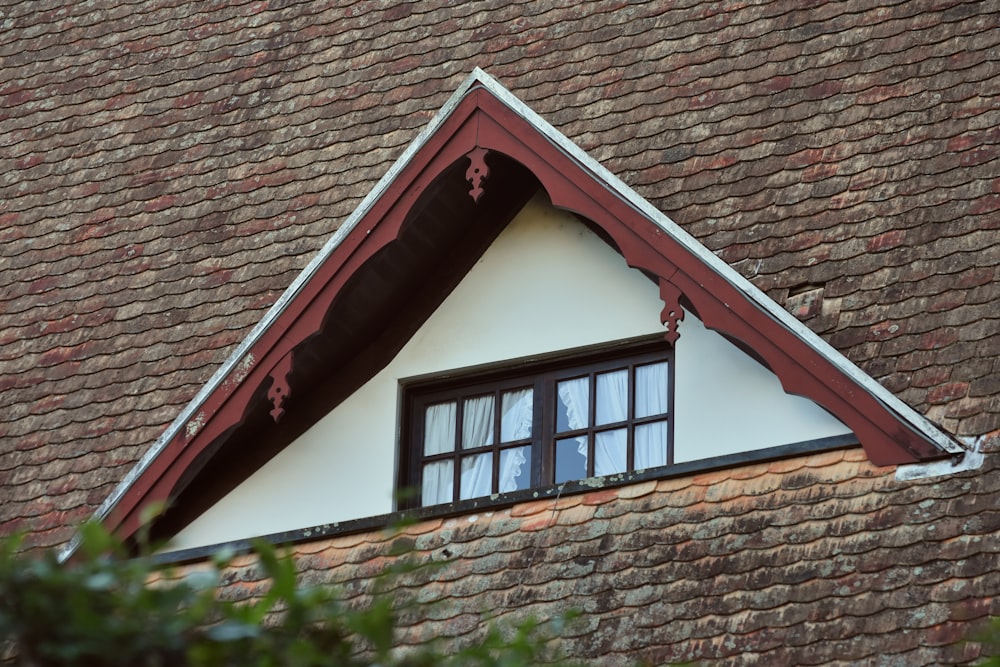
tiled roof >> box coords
[200,447,1000,665]
[1,0,997,556]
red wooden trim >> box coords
[108,96,489,540]
[267,353,293,422]
[109,82,945,541]
[659,279,684,345]
[466,93,941,465]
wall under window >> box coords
[166,194,850,552]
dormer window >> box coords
[128,73,943,556]
[402,342,672,507]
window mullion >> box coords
[627,363,636,472]
[587,371,596,477]
[492,390,501,494]
[453,397,463,501]
[538,376,551,485]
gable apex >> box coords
[72,69,960,558]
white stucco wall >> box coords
[673,314,851,462]
[167,194,850,551]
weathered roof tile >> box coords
[222,449,999,662]
[1,2,998,659]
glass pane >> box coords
[555,436,587,483]
[499,446,530,492]
[636,362,668,418]
[594,428,627,476]
[462,394,494,449]
[635,421,667,469]
[460,453,493,500]
[596,369,627,425]
[422,460,453,505]
[424,402,456,455]
[500,388,533,442]
[556,376,589,433]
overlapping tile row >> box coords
[1,0,996,551]
[194,444,1000,665]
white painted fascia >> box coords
[895,435,987,481]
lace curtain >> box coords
[557,362,667,476]
[422,389,531,504]
[421,362,666,505]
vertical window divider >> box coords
[453,397,464,501]
[534,378,547,486]
[627,362,636,471]
[492,390,501,494]
[587,372,596,477]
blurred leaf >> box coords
[206,621,261,642]
[83,570,116,591]
[0,521,581,667]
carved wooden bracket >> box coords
[267,354,293,422]
[465,147,490,202]
[659,278,685,345]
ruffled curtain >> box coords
[460,390,532,499]
[558,364,667,476]
[422,361,667,505]
[424,390,532,504]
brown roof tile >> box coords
[156,447,1000,665]
[1,4,997,655]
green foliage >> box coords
[0,523,574,667]
[977,616,1000,667]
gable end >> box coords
[84,71,957,550]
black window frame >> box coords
[399,339,674,509]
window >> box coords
[402,342,672,508]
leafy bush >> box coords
[978,617,1000,667]
[0,522,572,667]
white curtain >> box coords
[501,388,533,442]
[635,362,668,469]
[498,389,532,491]
[422,402,456,505]
[594,371,628,475]
[424,391,532,504]
[459,394,495,500]
[558,364,668,477]
[462,395,494,448]
[557,377,595,474]
[460,390,532,499]
[636,362,668,419]
[422,362,668,504]
[460,452,493,499]
[635,422,667,469]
